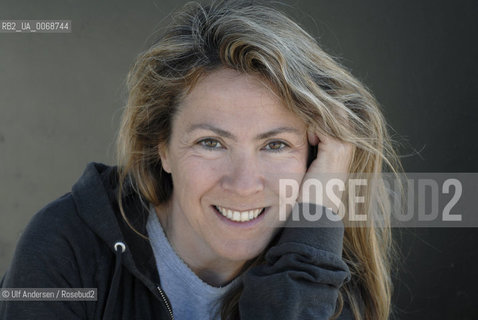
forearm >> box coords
[239,204,351,319]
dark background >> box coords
[0,0,477,319]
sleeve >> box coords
[238,203,352,319]
[0,195,87,320]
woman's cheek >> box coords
[177,153,227,179]
[262,154,308,196]
[261,152,308,175]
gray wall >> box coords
[1,0,477,319]
[0,0,181,273]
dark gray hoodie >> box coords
[0,162,353,319]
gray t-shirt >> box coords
[146,205,239,320]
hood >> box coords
[70,162,161,287]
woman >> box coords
[0,1,400,319]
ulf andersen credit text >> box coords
[0,288,97,301]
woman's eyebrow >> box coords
[256,127,301,140]
[186,123,301,141]
[187,123,235,140]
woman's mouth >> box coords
[214,205,266,222]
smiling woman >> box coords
[156,69,310,286]
[0,1,401,320]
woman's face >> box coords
[159,68,309,269]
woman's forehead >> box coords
[178,69,289,116]
[186,68,278,101]
[174,74,304,134]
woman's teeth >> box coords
[215,205,264,222]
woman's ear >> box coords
[158,144,171,174]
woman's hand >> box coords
[244,130,354,319]
[298,129,355,213]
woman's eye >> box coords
[264,141,287,152]
[199,139,223,150]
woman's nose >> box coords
[220,153,265,196]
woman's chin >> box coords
[213,236,273,263]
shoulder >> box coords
[0,193,104,318]
[2,191,110,288]
[19,192,92,251]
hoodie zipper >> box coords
[157,285,174,320]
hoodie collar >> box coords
[71,162,161,287]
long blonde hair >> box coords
[116,1,401,319]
